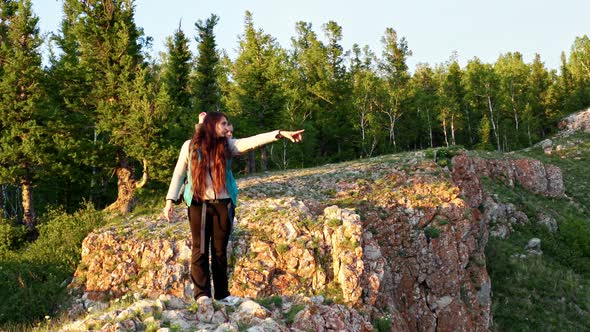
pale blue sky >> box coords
[33,0,589,72]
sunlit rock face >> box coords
[451,153,564,199]
[69,151,564,331]
[558,108,590,135]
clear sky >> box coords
[33,0,589,72]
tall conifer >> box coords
[229,11,286,171]
[162,24,194,145]
[57,0,155,213]
[0,0,48,228]
[193,14,221,114]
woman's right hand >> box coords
[163,200,174,222]
[280,129,305,143]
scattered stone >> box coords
[525,238,543,256]
[160,310,191,331]
[539,139,552,150]
[537,213,558,233]
[196,296,215,323]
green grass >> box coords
[479,133,590,331]
[256,295,283,310]
[0,188,168,329]
[487,234,590,331]
[284,304,306,325]
[424,226,442,239]
[373,316,392,332]
[0,203,104,326]
[480,177,590,277]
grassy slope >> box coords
[480,132,590,331]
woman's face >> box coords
[215,117,231,138]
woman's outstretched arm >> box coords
[229,129,305,156]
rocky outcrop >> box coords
[65,150,566,331]
[64,155,496,331]
[357,164,491,331]
[451,153,564,200]
[557,108,590,135]
[66,149,575,331]
[71,215,194,301]
[451,152,564,238]
[537,108,590,157]
[228,200,379,308]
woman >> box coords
[163,111,303,305]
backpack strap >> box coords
[200,201,207,254]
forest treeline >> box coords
[1,0,590,229]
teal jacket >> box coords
[183,158,238,206]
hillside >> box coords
[44,111,590,331]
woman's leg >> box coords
[209,202,232,300]
[188,203,212,299]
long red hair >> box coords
[190,112,231,201]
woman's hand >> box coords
[280,129,305,143]
[198,112,207,124]
[163,200,174,222]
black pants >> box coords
[188,199,233,300]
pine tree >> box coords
[229,11,286,171]
[283,21,326,165]
[58,0,155,213]
[0,0,49,229]
[476,113,494,150]
[319,21,354,161]
[568,35,590,111]
[45,0,99,210]
[285,21,352,164]
[161,24,194,145]
[193,14,221,114]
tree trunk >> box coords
[0,184,4,219]
[426,108,433,148]
[105,154,148,214]
[360,111,367,157]
[442,116,449,147]
[260,146,268,172]
[451,113,456,146]
[282,140,288,169]
[464,108,474,146]
[390,122,396,150]
[512,101,519,130]
[107,165,136,214]
[248,151,256,174]
[21,175,36,230]
[487,96,501,151]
